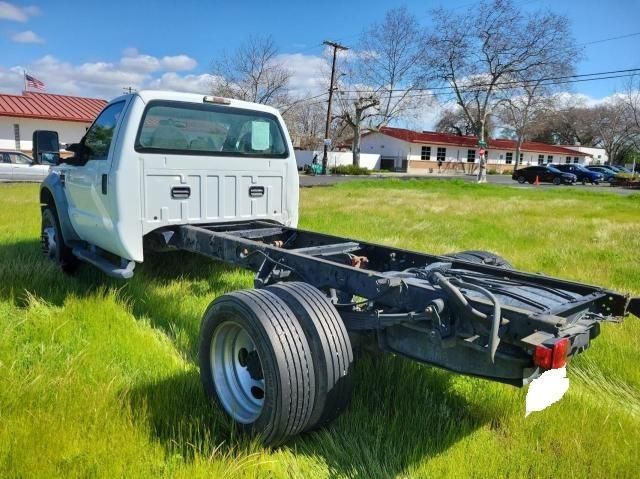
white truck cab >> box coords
[39,90,299,269]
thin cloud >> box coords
[11,30,44,43]
[0,2,40,21]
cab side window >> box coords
[84,101,126,161]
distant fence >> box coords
[295,150,381,170]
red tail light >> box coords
[533,338,570,370]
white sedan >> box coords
[0,150,50,181]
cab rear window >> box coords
[135,101,288,158]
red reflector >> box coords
[551,337,569,369]
[534,338,570,370]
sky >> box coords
[1,0,639,128]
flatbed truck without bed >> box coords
[34,91,639,446]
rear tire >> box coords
[445,250,514,269]
[266,282,354,431]
[553,177,561,185]
[41,206,79,274]
[199,289,315,446]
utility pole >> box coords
[322,40,349,175]
[123,86,136,94]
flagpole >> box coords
[23,70,27,93]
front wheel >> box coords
[517,175,526,184]
[41,206,79,273]
[199,289,316,446]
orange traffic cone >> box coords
[534,175,540,186]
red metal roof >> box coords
[375,127,586,156]
[0,91,107,123]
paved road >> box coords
[299,173,639,195]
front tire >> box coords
[199,289,315,446]
[41,206,79,273]
[517,175,526,184]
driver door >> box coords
[64,100,128,249]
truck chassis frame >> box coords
[150,220,638,387]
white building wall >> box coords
[0,117,90,152]
[295,150,381,170]
[360,133,411,168]
[360,132,589,170]
[566,146,608,165]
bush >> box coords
[330,165,371,175]
[487,168,500,175]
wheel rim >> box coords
[211,321,265,423]
[41,216,58,260]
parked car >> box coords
[0,150,51,181]
[512,166,577,185]
[551,164,604,184]
[586,166,617,182]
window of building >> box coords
[505,152,513,164]
[538,154,544,165]
[467,149,476,162]
[547,155,553,163]
[573,157,579,163]
[421,146,431,161]
[565,156,572,164]
[437,147,446,162]
[519,153,523,164]
[13,124,20,150]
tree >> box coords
[425,0,580,182]
[335,7,426,167]
[435,106,491,136]
[591,100,635,164]
[528,100,599,146]
[282,97,326,149]
[211,36,291,107]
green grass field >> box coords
[1,179,639,478]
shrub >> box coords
[330,165,371,175]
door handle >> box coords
[249,186,265,198]
[171,186,191,199]
[101,174,108,194]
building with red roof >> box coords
[0,91,107,153]
[360,127,593,173]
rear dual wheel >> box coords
[199,283,353,446]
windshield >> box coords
[135,101,288,158]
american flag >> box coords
[25,74,45,90]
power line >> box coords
[336,67,640,96]
[335,72,640,102]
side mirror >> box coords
[33,130,60,165]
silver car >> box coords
[0,150,51,181]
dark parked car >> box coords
[552,164,604,184]
[512,166,577,185]
[586,166,617,182]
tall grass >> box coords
[0,180,638,478]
